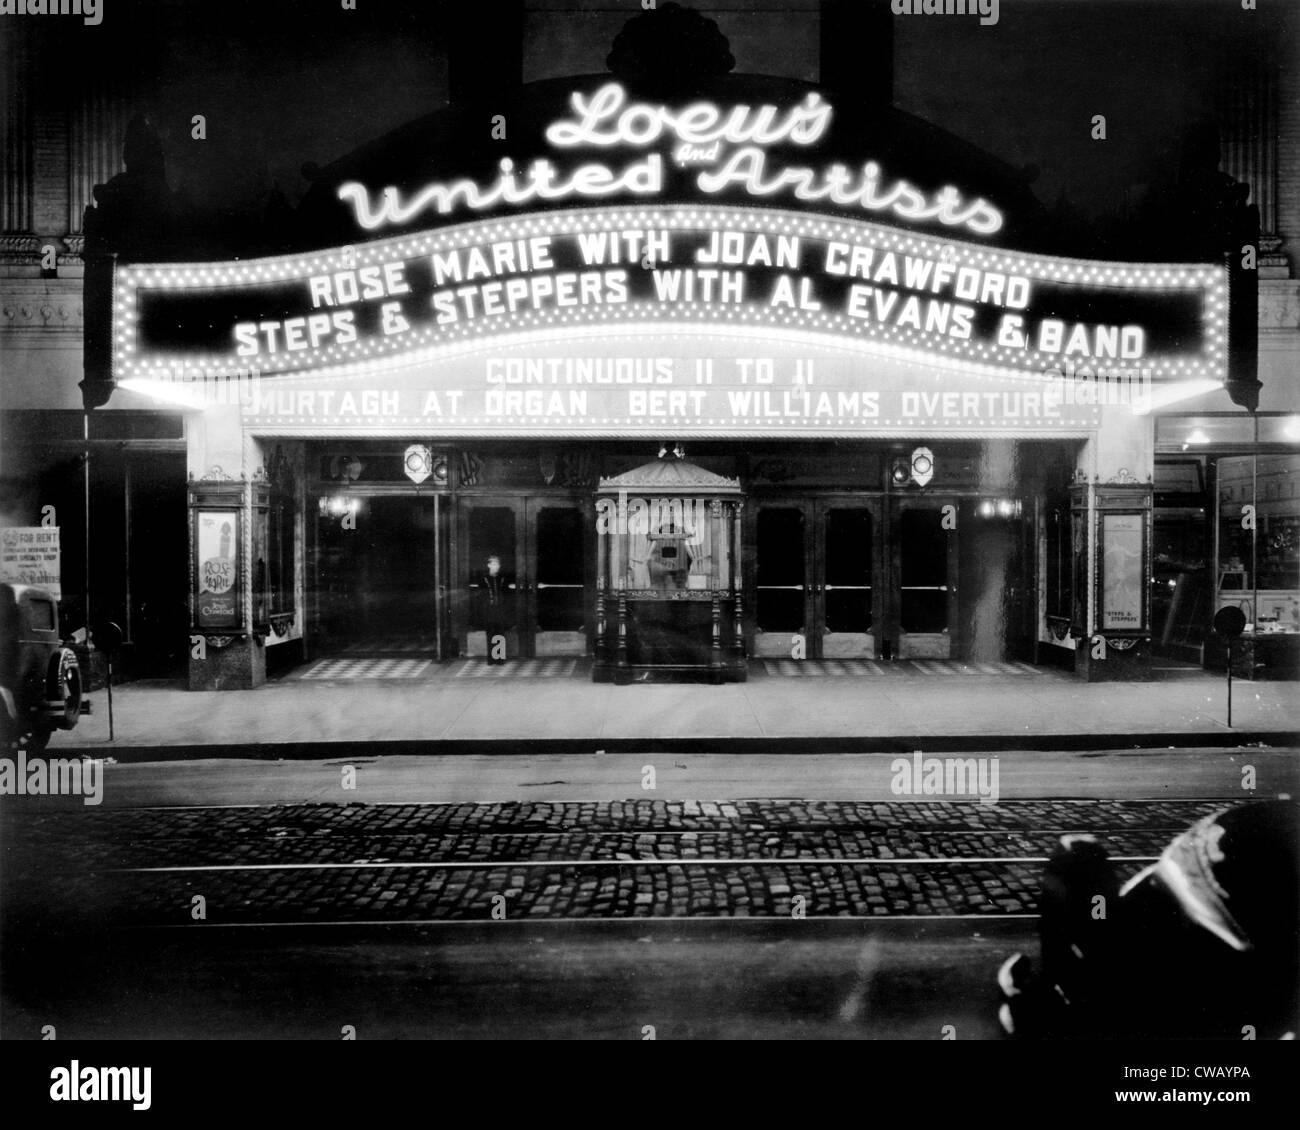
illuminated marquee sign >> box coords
[337,84,1006,238]
[114,205,1228,409]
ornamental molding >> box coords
[1259,280,1300,332]
[0,233,83,267]
[0,234,42,257]
[609,589,731,600]
[598,457,742,494]
[0,281,84,328]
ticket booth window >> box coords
[594,455,745,683]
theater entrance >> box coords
[748,494,970,661]
[750,498,882,659]
[459,496,590,658]
[312,494,449,656]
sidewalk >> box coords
[48,661,1300,757]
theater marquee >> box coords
[109,81,1229,438]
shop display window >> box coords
[1215,455,1300,635]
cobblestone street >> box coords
[5,798,1234,925]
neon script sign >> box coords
[338,84,1005,238]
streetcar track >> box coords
[103,855,1160,874]
[126,914,1042,929]
[0,795,1256,815]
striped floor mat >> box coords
[298,657,435,680]
[454,659,578,679]
[332,636,439,654]
[762,659,1046,677]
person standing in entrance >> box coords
[478,553,512,664]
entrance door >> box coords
[750,497,880,659]
[461,497,589,658]
[891,498,959,658]
[817,501,878,658]
[313,494,443,655]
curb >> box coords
[54,731,1300,762]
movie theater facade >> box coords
[95,79,1237,687]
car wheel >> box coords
[47,648,83,731]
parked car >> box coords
[0,583,86,753]
[997,800,1299,1040]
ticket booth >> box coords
[593,454,746,683]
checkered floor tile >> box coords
[454,659,578,679]
[763,659,886,677]
[762,659,1046,677]
[909,661,1044,676]
[333,636,439,654]
[298,657,435,680]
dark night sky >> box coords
[1,0,1289,230]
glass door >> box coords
[750,498,880,659]
[892,499,959,658]
[460,497,590,658]
[528,500,588,656]
[816,501,878,658]
[752,502,810,657]
[462,500,522,657]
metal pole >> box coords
[433,492,444,661]
[106,656,115,742]
[1251,410,1258,640]
[82,412,91,637]
[123,453,132,644]
[1226,640,1233,728]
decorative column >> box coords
[616,591,630,681]
[67,83,133,262]
[709,499,723,675]
[2,44,39,263]
[1217,34,1289,277]
[732,501,745,665]
[594,511,607,667]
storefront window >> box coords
[1152,459,1210,658]
[1216,455,1300,634]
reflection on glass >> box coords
[757,507,804,631]
[468,507,516,629]
[1217,455,1300,634]
[536,506,584,631]
[900,508,949,633]
[825,508,872,633]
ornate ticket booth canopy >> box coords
[594,453,745,683]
